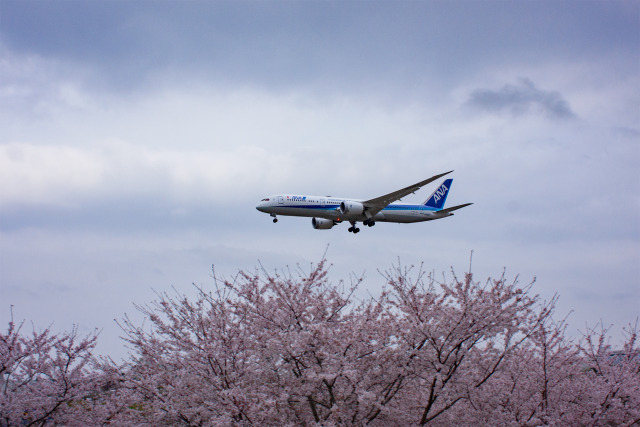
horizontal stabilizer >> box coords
[437,202,473,215]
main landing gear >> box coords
[271,213,278,223]
[349,219,376,234]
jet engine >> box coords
[312,217,335,230]
[338,201,365,218]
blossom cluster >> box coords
[2,260,638,425]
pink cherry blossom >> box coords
[2,259,638,425]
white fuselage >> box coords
[256,195,450,224]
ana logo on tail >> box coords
[432,184,448,203]
[424,178,453,209]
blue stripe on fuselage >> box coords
[381,204,439,212]
[271,203,439,212]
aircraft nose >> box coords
[256,202,267,212]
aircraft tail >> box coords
[423,179,453,209]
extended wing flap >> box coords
[363,170,453,214]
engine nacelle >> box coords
[338,201,365,218]
[312,217,335,230]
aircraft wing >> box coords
[362,170,453,216]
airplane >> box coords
[256,171,472,234]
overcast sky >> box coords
[1,1,638,358]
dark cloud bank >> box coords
[468,78,576,120]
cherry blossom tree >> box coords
[2,258,638,425]
[112,260,398,425]
[377,265,553,425]
[0,314,99,426]
[573,322,640,425]
[108,259,636,426]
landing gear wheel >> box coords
[273,218,278,223]
[354,227,360,233]
[348,226,354,232]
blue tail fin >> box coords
[423,179,453,209]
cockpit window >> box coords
[261,198,270,201]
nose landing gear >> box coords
[271,213,278,223]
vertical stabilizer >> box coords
[423,179,453,209]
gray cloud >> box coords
[1,2,637,98]
[614,127,640,139]
[467,78,576,120]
